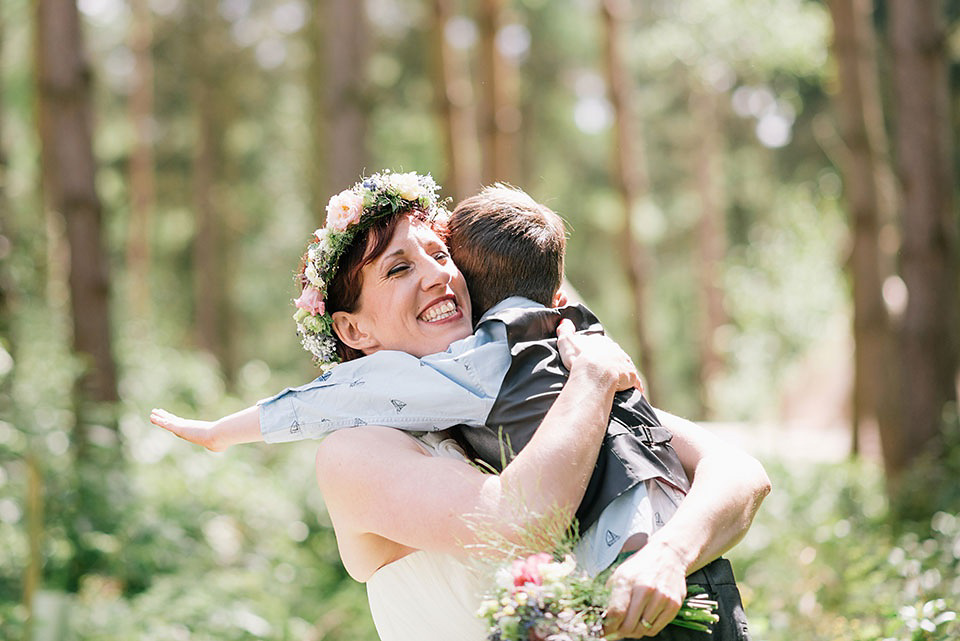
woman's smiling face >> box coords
[332,215,473,358]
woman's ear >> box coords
[332,311,380,353]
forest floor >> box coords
[707,419,869,465]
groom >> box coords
[443,186,754,641]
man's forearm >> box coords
[650,449,770,575]
[645,408,771,574]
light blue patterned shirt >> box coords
[258,296,679,575]
[257,296,539,443]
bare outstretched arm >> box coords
[150,406,263,452]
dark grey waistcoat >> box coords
[453,303,690,533]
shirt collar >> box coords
[477,296,545,327]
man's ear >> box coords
[552,289,569,308]
[332,311,380,353]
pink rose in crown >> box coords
[512,553,553,587]
[325,189,364,231]
[294,286,325,315]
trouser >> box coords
[619,557,752,641]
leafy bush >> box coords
[730,460,960,641]
[0,326,377,641]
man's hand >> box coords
[556,319,644,393]
[150,408,225,452]
[603,539,688,639]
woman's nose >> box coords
[420,256,452,290]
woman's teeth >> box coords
[420,299,457,322]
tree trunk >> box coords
[308,0,369,223]
[307,0,328,225]
[430,0,481,202]
[35,0,118,404]
[325,0,369,197]
[3,25,41,624]
[24,452,43,634]
[191,0,234,381]
[477,0,520,184]
[600,0,658,396]
[36,0,123,594]
[888,0,959,478]
[690,82,727,418]
[827,0,901,462]
[126,0,155,318]
[0,15,11,348]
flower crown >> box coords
[293,170,447,370]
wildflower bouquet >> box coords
[477,552,720,640]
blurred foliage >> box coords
[730,459,960,641]
[0,322,377,640]
[1,0,872,418]
[889,408,960,527]
[1,0,959,638]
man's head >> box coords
[448,185,567,321]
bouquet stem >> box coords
[670,590,720,633]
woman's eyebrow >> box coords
[376,247,407,268]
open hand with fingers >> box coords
[150,408,225,452]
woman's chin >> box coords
[417,314,473,351]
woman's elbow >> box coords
[744,453,772,504]
[706,449,771,508]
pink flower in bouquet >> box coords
[294,286,325,315]
[512,553,553,588]
[325,189,364,231]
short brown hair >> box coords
[448,185,566,321]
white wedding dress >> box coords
[365,432,489,641]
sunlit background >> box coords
[1,0,959,639]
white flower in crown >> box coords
[429,204,450,225]
[325,189,364,231]
[389,171,425,201]
[313,227,332,249]
[304,262,324,289]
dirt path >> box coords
[705,421,859,465]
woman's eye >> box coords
[433,251,449,262]
[387,264,409,277]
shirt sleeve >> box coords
[257,349,501,444]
